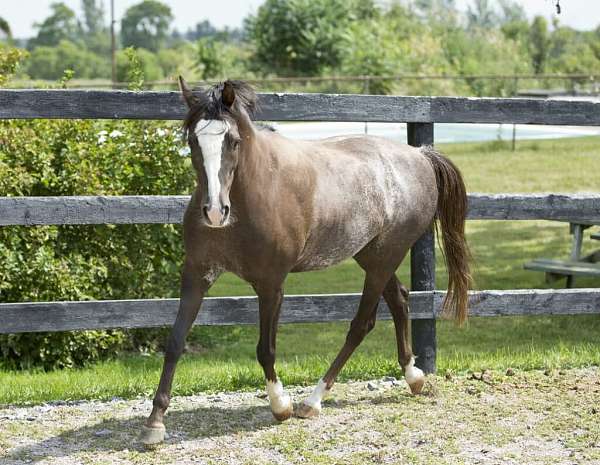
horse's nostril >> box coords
[222,205,230,217]
[203,205,209,219]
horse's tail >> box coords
[422,146,472,325]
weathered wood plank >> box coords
[467,194,600,223]
[2,90,600,125]
[455,288,600,317]
[524,259,600,277]
[0,196,189,226]
[0,293,433,334]
[2,194,599,226]
[1,289,598,334]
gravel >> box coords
[1,368,599,464]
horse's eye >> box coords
[232,139,240,150]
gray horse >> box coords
[141,78,471,445]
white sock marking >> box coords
[266,380,292,415]
[404,357,424,385]
[194,119,229,213]
[303,379,329,411]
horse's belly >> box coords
[291,245,357,272]
[291,219,377,272]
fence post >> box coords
[407,122,436,374]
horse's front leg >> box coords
[296,270,389,418]
[140,261,219,445]
[255,283,293,421]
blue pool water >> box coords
[276,122,600,143]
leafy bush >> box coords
[0,118,195,369]
[116,47,163,83]
[0,46,27,85]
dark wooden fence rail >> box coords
[2,90,600,125]
[2,194,599,226]
[1,90,599,374]
[2,289,599,334]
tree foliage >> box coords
[121,0,173,53]
[0,16,11,39]
[80,0,111,55]
[196,38,223,80]
[28,2,80,49]
[529,16,550,74]
[81,0,105,35]
[25,40,109,80]
[467,0,499,29]
[246,0,376,76]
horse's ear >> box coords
[178,75,197,108]
[222,81,236,108]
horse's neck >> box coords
[231,130,273,208]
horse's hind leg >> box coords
[383,276,425,394]
[296,269,390,418]
[140,261,219,446]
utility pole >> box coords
[111,0,116,86]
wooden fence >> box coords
[1,89,600,374]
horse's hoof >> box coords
[295,402,320,419]
[408,377,425,395]
[405,357,425,395]
[140,424,166,446]
[272,404,293,422]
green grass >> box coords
[1,136,599,405]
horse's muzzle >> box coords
[203,204,230,227]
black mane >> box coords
[182,80,258,139]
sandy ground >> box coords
[1,368,599,465]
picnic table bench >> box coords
[524,222,600,287]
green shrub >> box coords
[0,46,27,85]
[116,47,163,83]
[0,118,195,369]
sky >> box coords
[2,0,599,39]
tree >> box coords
[81,0,105,36]
[413,0,456,14]
[79,0,110,55]
[0,16,11,39]
[246,0,374,76]
[184,20,218,41]
[121,0,173,52]
[529,16,549,74]
[29,2,79,49]
[592,26,600,61]
[498,0,527,24]
[467,0,499,29]
[25,40,109,80]
[499,1,529,44]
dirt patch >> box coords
[1,368,599,464]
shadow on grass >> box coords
[5,403,277,462]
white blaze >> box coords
[194,119,229,215]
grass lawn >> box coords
[1,136,599,405]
